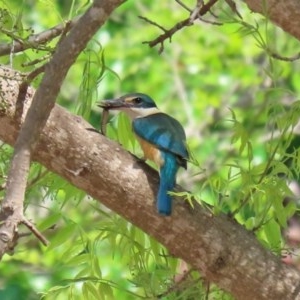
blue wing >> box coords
[132,113,188,168]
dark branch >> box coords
[138,16,168,32]
[141,0,220,52]
[268,49,300,61]
[225,0,243,19]
[142,18,192,53]
[21,217,49,246]
[141,0,243,52]
[15,65,46,124]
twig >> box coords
[198,17,223,25]
[15,64,47,125]
[176,0,222,25]
[176,0,219,15]
[231,124,290,216]
[21,54,52,67]
[141,0,220,52]
[157,266,196,298]
[21,217,49,246]
[57,19,74,47]
[26,168,49,190]
[268,49,300,61]
[138,16,167,32]
[205,281,211,300]
[225,0,242,19]
[142,0,241,53]
[190,0,204,22]
[175,0,192,12]
[142,18,191,53]
[0,16,80,56]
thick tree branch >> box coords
[1,66,300,300]
[243,0,300,41]
[0,0,125,258]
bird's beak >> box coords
[98,98,128,110]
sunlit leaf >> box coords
[47,223,77,250]
[262,219,282,252]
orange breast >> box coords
[136,137,164,167]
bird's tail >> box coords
[157,154,179,216]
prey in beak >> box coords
[97,95,137,110]
[97,93,160,135]
[98,98,124,110]
[97,99,125,136]
[97,95,134,135]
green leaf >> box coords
[117,112,134,149]
[100,283,114,300]
[47,223,77,250]
[262,219,282,252]
[66,253,90,267]
[92,256,102,279]
[38,212,62,232]
[85,282,101,300]
[82,282,90,300]
[270,161,293,178]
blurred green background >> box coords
[1,0,300,299]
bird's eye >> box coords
[133,97,142,104]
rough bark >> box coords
[243,0,300,41]
[0,0,300,299]
[1,66,300,300]
[0,0,125,258]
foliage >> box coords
[1,0,300,299]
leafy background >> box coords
[1,0,300,299]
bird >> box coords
[98,93,188,216]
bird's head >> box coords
[98,93,159,119]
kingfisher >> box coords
[98,93,188,216]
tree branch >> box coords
[0,0,125,258]
[243,0,300,41]
[141,0,221,52]
[142,0,300,54]
[0,16,80,56]
[1,66,300,300]
[21,217,49,246]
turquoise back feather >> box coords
[133,113,188,168]
[133,113,188,215]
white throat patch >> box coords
[120,107,160,119]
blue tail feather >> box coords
[157,153,179,216]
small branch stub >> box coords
[21,217,49,246]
